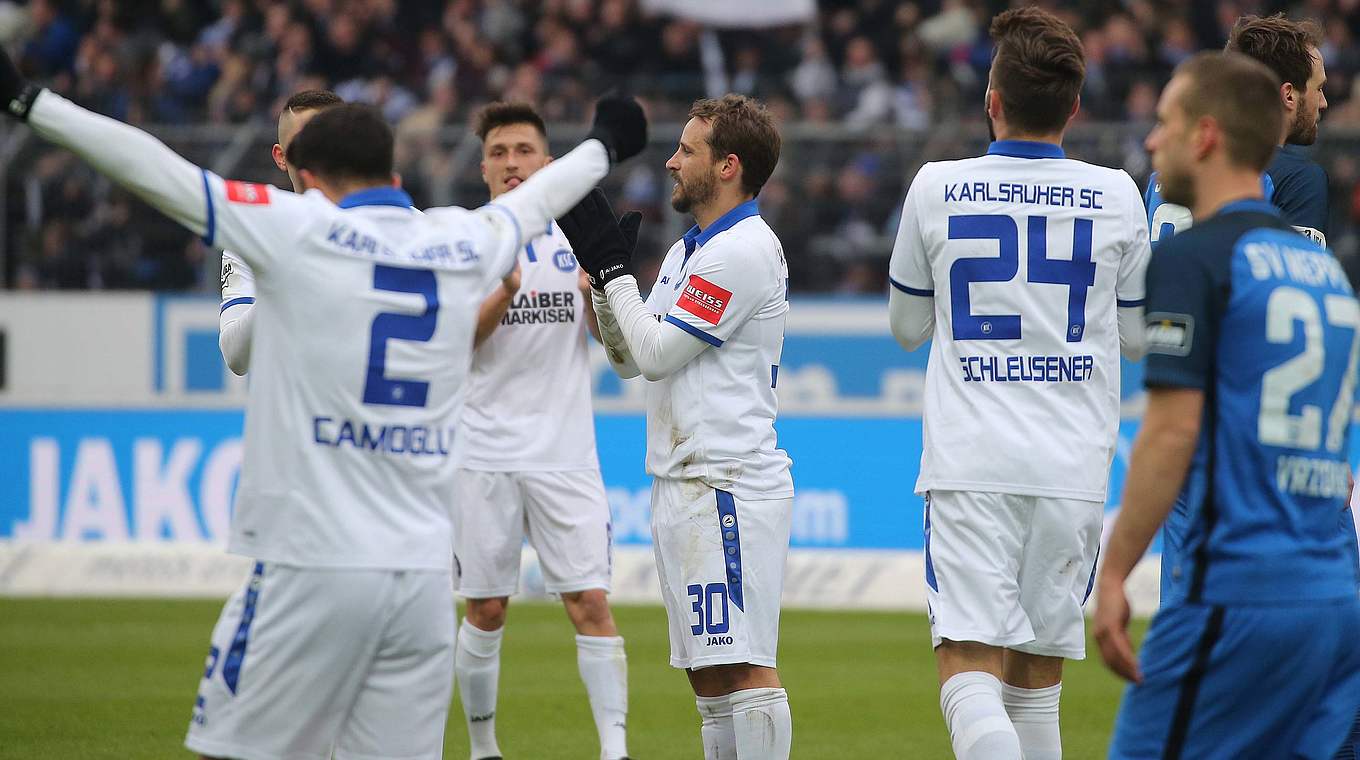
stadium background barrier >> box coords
[9,292,1309,615]
[5,123,1360,293]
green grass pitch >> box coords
[0,598,1145,758]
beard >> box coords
[1287,108,1319,145]
[1158,165,1195,210]
[670,166,719,214]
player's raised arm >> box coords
[887,169,936,352]
[3,54,308,275]
[6,72,212,242]
[473,96,646,281]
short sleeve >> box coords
[201,172,311,273]
[1117,173,1151,307]
[1273,162,1329,242]
[220,250,256,309]
[888,167,934,296]
[664,240,774,347]
[1143,240,1221,390]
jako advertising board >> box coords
[1,294,1347,610]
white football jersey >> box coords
[220,249,255,307]
[459,222,598,471]
[24,89,611,572]
[643,201,793,498]
[207,181,523,570]
[889,141,1151,502]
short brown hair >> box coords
[1174,52,1284,172]
[688,94,781,197]
[283,89,343,114]
[1226,14,1321,92]
[988,8,1086,135]
[474,102,547,142]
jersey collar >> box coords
[337,186,415,209]
[986,140,1065,159]
[1216,198,1280,217]
[683,199,760,256]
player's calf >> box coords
[1002,650,1063,760]
[688,664,790,760]
[562,590,631,760]
[935,641,1022,760]
[456,609,506,760]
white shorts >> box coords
[651,478,792,670]
[185,562,455,760]
[925,490,1102,660]
[452,468,613,598]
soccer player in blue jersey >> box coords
[1146,14,1329,247]
[1095,51,1360,759]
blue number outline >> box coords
[704,583,730,634]
[947,214,1097,342]
[948,215,1021,340]
[363,264,439,407]
[1027,216,1096,342]
[687,583,704,635]
[687,581,732,635]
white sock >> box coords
[697,694,737,760]
[729,687,792,760]
[455,621,503,760]
[1003,682,1062,760]
[939,671,1022,760]
[576,634,629,760]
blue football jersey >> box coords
[1145,199,1359,605]
[1144,172,1274,246]
[1268,144,1330,245]
[1146,143,1328,247]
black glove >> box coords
[0,47,40,121]
[586,94,647,165]
[559,188,642,290]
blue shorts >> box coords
[1110,598,1360,760]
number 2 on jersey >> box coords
[1258,288,1360,453]
[948,214,1096,342]
[363,264,438,407]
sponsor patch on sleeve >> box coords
[225,181,271,205]
[677,275,732,325]
[1145,312,1193,356]
[1292,225,1327,247]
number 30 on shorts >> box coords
[688,583,730,636]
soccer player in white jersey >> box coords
[562,94,793,760]
[0,50,646,760]
[219,89,342,375]
[452,101,631,760]
[886,9,1149,760]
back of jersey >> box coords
[890,142,1150,501]
[1148,205,1358,604]
[204,182,516,571]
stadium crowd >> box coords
[4,0,1360,291]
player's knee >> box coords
[562,589,615,632]
[935,639,1005,683]
[688,663,781,696]
[1002,650,1064,689]
[465,597,509,630]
